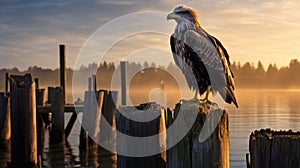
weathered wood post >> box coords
[92,74,97,92]
[5,72,9,95]
[88,77,92,91]
[116,102,166,168]
[80,90,104,148]
[120,61,127,106]
[35,86,45,107]
[110,91,118,129]
[59,44,66,102]
[35,78,45,158]
[49,87,65,144]
[166,102,230,168]
[79,88,104,168]
[9,74,38,168]
[97,90,118,166]
[34,78,39,90]
[99,90,118,143]
[47,87,53,104]
[166,103,191,168]
[191,108,229,168]
[248,129,300,168]
[48,86,65,167]
[0,92,10,147]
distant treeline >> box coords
[1,59,300,91]
[231,59,300,89]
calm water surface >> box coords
[229,90,300,168]
[1,90,300,168]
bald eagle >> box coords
[167,5,238,108]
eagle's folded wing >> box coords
[183,30,223,72]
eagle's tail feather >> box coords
[219,87,239,108]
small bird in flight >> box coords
[167,5,238,108]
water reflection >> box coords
[42,128,116,168]
[0,145,10,167]
[48,143,65,167]
[229,90,300,168]
[79,146,98,167]
[78,146,116,168]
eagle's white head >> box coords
[167,5,201,33]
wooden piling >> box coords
[99,90,108,137]
[166,103,191,168]
[88,77,92,91]
[59,44,66,102]
[110,91,118,129]
[80,91,104,148]
[166,102,230,168]
[248,129,300,168]
[35,84,45,158]
[0,93,10,147]
[5,73,9,95]
[116,102,166,168]
[49,87,65,144]
[99,90,118,145]
[120,61,127,106]
[192,108,229,168]
[36,89,45,107]
[92,75,97,91]
[34,78,39,90]
[9,74,38,168]
[35,78,45,106]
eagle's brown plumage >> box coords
[168,5,238,108]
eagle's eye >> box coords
[175,11,189,15]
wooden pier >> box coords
[1,45,85,168]
[0,44,234,168]
[0,93,10,147]
[2,44,300,168]
[247,129,300,168]
[49,87,65,145]
[9,74,38,168]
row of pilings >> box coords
[0,72,231,168]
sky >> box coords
[0,0,300,70]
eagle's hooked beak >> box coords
[167,12,178,21]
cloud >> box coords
[0,0,178,70]
[99,1,134,5]
[187,0,300,67]
[0,0,299,70]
